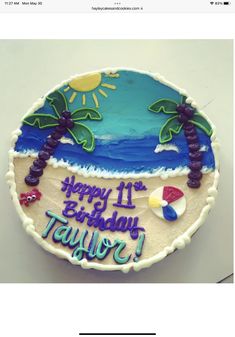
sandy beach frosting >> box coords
[13,156,216,268]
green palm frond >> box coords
[67,122,95,152]
[71,108,102,121]
[181,95,188,104]
[159,116,183,143]
[190,113,213,136]
[46,91,68,117]
[149,99,178,114]
[23,113,59,129]
[23,90,103,153]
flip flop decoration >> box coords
[149,186,186,222]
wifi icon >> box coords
[210,1,214,4]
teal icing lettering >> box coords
[42,210,68,238]
[135,233,145,257]
[86,231,99,260]
[72,229,89,260]
[113,240,131,264]
[42,212,142,265]
[134,233,146,262]
[68,228,81,248]
[96,238,116,260]
[53,226,72,245]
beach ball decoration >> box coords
[149,186,186,221]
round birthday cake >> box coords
[6,68,219,272]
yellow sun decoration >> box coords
[64,72,119,108]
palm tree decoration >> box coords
[149,95,213,188]
[23,91,102,186]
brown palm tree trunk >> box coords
[24,110,75,186]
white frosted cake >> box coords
[6,68,219,272]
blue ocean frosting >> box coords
[15,70,215,173]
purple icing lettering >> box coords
[78,184,92,201]
[61,176,112,212]
[113,181,135,209]
[76,208,90,223]
[93,188,112,212]
[98,217,107,231]
[90,212,103,229]
[73,182,83,194]
[61,176,75,198]
[115,216,127,231]
[61,201,145,240]
[62,200,78,218]
[74,206,85,222]
[133,181,147,191]
[129,217,145,240]
[126,182,133,207]
[104,211,118,231]
[87,210,98,226]
[116,181,125,204]
[87,186,101,203]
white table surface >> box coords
[0,39,233,283]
